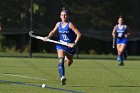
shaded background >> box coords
[0,0,140,56]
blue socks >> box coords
[58,57,65,78]
[117,55,123,63]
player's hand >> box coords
[68,43,75,48]
[124,34,128,38]
[43,36,49,42]
[112,34,115,37]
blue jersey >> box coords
[115,25,128,45]
[56,21,76,55]
[116,25,126,38]
[58,21,75,43]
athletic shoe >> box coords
[61,76,66,85]
[64,56,67,61]
[117,57,121,62]
[118,62,124,66]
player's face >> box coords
[118,18,123,25]
[60,12,69,22]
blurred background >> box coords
[0,0,140,57]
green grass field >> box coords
[0,55,140,93]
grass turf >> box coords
[0,56,140,93]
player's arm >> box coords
[112,25,116,37]
[125,25,131,38]
[45,22,60,39]
[69,22,81,46]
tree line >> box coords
[0,0,139,30]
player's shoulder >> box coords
[68,21,75,27]
[114,24,118,28]
[56,22,61,25]
[68,21,73,25]
[123,24,128,29]
[56,22,61,27]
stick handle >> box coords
[29,31,70,47]
[112,37,115,48]
[47,39,69,46]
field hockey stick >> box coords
[29,31,45,40]
[29,31,70,47]
[112,37,115,48]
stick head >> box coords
[29,31,34,36]
[112,46,115,49]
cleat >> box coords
[61,76,66,85]
[117,57,121,62]
[64,56,67,61]
[118,62,124,66]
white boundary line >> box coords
[2,73,47,81]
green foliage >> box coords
[0,0,139,54]
[0,0,138,29]
[0,34,30,53]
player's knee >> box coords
[118,50,123,54]
[58,57,64,64]
[58,57,64,69]
[120,50,124,54]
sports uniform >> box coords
[56,21,76,85]
[115,25,128,64]
[116,25,128,45]
[56,21,76,55]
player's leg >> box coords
[117,44,126,66]
[57,49,66,85]
[117,44,122,61]
[123,46,128,60]
[116,38,122,61]
[118,38,128,65]
[65,53,73,66]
